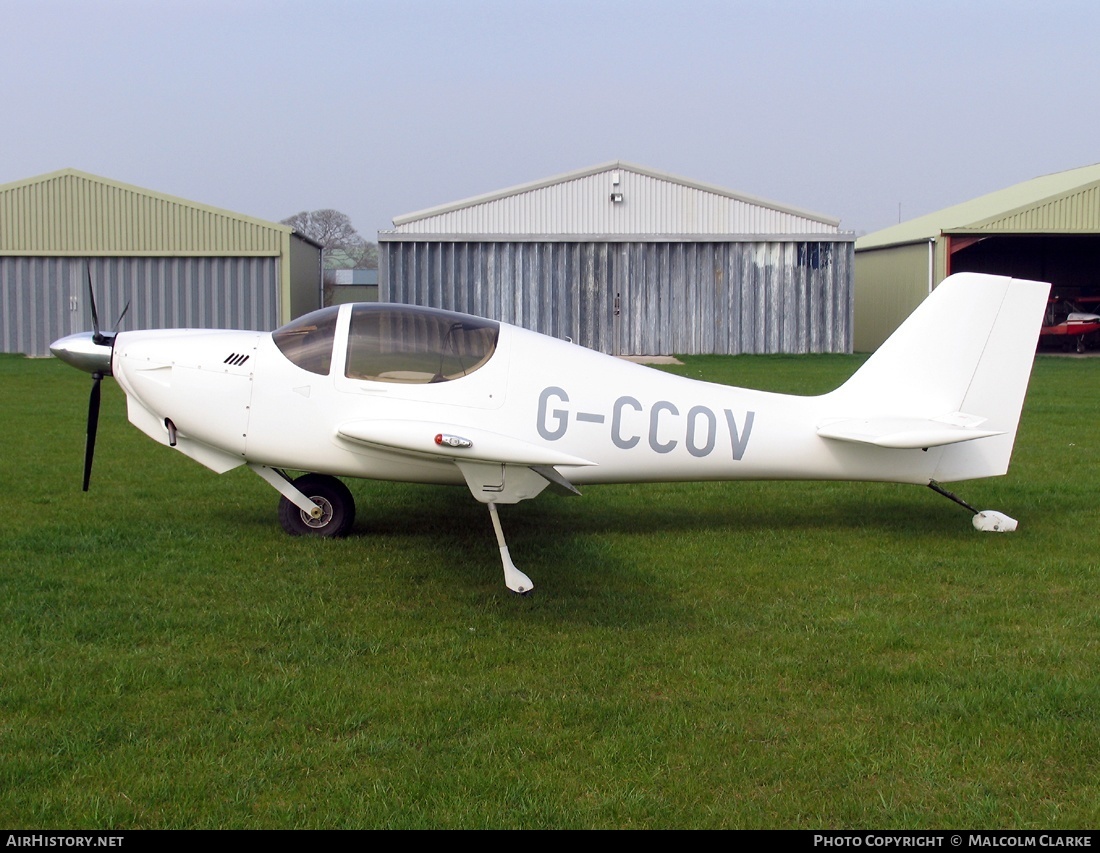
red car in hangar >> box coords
[1038,296,1100,352]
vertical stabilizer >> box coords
[830,273,1049,482]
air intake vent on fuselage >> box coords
[223,353,250,367]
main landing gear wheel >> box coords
[277,473,355,538]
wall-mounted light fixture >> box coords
[610,192,624,203]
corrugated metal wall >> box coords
[853,242,933,352]
[2,256,280,357]
[382,239,852,356]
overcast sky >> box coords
[2,0,1097,240]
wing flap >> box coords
[338,419,596,468]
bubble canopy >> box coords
[272,303,500,383]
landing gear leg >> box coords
[249,464,355,538]
[487,502,534,594]
[927,480,1017,532]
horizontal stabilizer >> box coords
[817,413,1004,449]
[338,419,596,468]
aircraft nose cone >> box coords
[50,332,113,376]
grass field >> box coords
[1,351,1098,829]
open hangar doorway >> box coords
[947,233,1100,352]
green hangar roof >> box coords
[0,168,296,256]
[857,162,1100,251]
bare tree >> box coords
[281,209,377,269]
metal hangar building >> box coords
[854,162,1100,351]
[0,169,323,357]
[379,161,855,356]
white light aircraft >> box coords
[51,272,1049,594]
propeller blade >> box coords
[87,264,129,342]
[114,300,131,333]
[87,265,103,344]
[78,264,124,491]
[83,374,101,492]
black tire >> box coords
[277,473,355,538]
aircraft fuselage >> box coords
[109,305,948,490]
